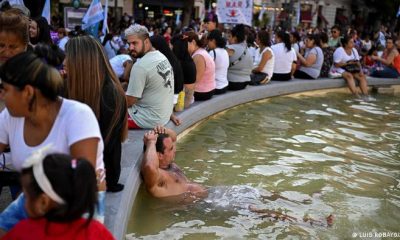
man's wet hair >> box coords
[155,134,170,154]
[143,133,170,153]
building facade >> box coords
[255,0,352,29]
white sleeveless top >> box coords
[253,47,275,77]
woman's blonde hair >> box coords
[65,36,127,143]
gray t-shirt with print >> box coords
[126,50,174,128]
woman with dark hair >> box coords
[29,16,52,46]
[370,37,400,78]
[151,35,184,124]
[330,35,369,96]
[151,35,184,100]
[251,30,274,85]
[246,28,257,62]
[2,153,114,239]
[163,26,172,46]
[101,33,116,59]
[290,31,302,53]
[0,52,105,235]
[183,31,215,102]
[171,34,197,108]
[33,43,65,69]
[271,31,297,81]
[0,10,29,65]
[0,10,29,201]
[207,29,229,94]
[226,24,253,90]
[319,32,335,78]
[294,34,324,79]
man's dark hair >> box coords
[143,133,170,153]
[155,133,169,153]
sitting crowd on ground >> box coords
[0,1,399,238]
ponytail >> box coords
[22,154,98,224]
[277,31,291,52]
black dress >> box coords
[100,77,127,191]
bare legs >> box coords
[342,71,369,96]
[184,84,195,109]
[354,72,369,95]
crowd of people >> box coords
[0,1,399,238]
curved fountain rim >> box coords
[105,77,400,240]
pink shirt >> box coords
[192,48,216,93]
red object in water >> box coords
[326,214,334,226]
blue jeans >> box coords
[0,194,27,231]
[370,66,399,78]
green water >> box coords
[127,92,400,239]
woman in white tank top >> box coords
[251,30,274,85]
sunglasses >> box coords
[331,30,337,33]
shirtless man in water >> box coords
[141,127,334,225]
[141,126,208,200]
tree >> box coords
[363,0,400,22]
[183,0,195,27]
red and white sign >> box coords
[217,0,253,26]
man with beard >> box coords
[125,24,174,129]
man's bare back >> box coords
[142,126,207,201]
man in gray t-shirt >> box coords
[125,25,174,129]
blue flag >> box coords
[42,0,50,24]
[102,0,109,35]
[82,0,104,30]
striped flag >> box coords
[7,0,25,5]
[42,0,51,24]
[102,0,109,35]
[82,0,104,30]
[296,1,301,26]
[258,4,266,21]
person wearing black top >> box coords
[171,34,197,108]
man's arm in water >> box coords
[141,131,161,190]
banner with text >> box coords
[216,0,253,26]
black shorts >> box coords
[294,70,315,79]
[214,86,228,95]
[271,73,292,81]
[194,90,214,101]
[228,81,249,91]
